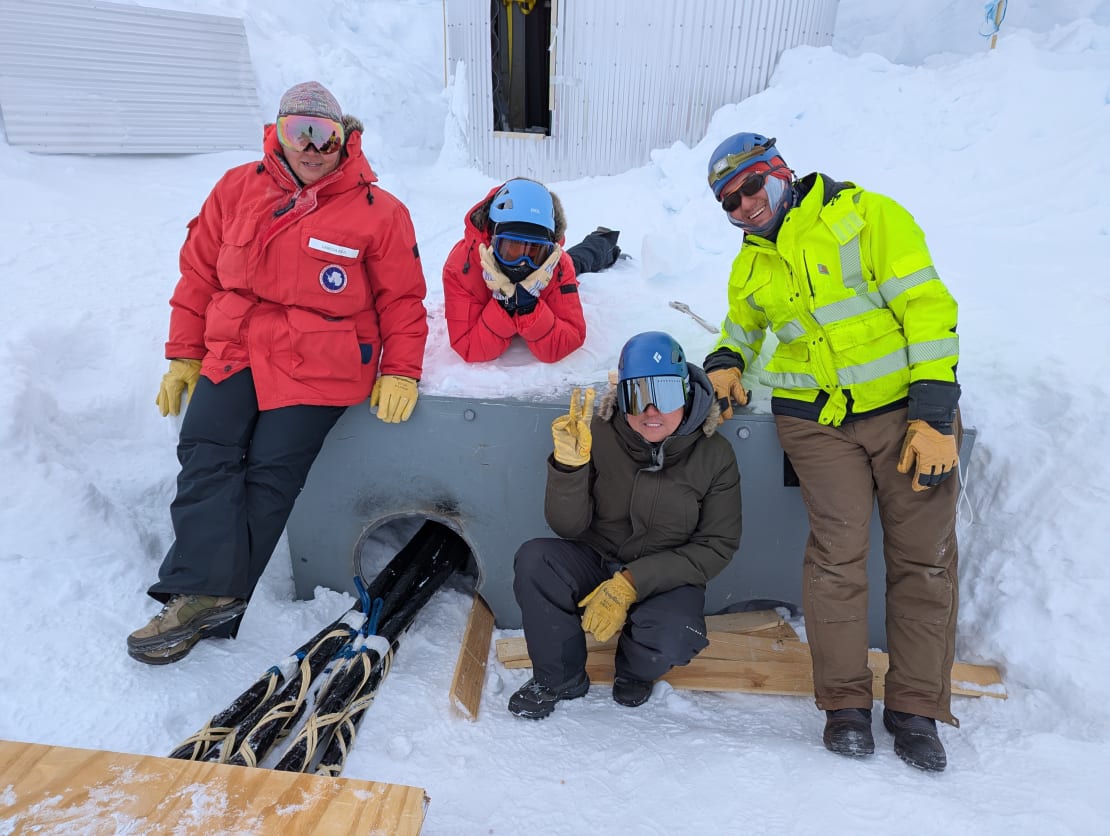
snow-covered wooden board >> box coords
[0,739,428,834]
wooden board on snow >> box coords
[0,739,428,835]
[495,610,1005,700]
[495,609,797,667]
[449,594,495,721]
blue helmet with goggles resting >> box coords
[707,133,780,199]
[488,179,557,281]
[616,331,690,416]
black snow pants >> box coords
[148,369,345,607]
[565,228,621,276]
[513,537,708,686]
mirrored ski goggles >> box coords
[617,375,689,416]
[276,114,345,154]
[720,165,787,213]
[492,233,555,270]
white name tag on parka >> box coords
[308,237,360,259]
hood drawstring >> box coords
[462,241,473,274]
[358,174,374,205]
[255,163,265,174]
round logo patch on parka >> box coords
[319,265,348,293]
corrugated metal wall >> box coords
[0,0,261,154]
[446,0,838,180]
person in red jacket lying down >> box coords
[442,178,620,363]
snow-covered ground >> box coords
[2,0,1109,833]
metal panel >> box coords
[287,395,976,651]
[445,0,838,180]
[0,0,261,154]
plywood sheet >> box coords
[0,739,428,835]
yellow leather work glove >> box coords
[578,571,637,643]
[707,367,749,421]
[370,375,419,423]
[517,245,563,296]
[155,359,202,417]
[477,244,515,298]
[897,419,959,492]
[551,387,596,467]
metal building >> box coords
[0,0,260,154]
[444,0,839,180]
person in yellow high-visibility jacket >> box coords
[703,133,962,773]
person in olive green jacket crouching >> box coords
[509,331,742,719]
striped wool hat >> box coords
[278,81,342,122]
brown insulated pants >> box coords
[776,409,960,725]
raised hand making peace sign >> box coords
[551,386,596,468]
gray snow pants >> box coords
[148,369,345,608]
[513,537,709,686]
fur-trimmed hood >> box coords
[463,179,568,244]
[596,364,722,439]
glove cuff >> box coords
[611,570,637,601]
[907,380,960,429]
[703,347,745,374]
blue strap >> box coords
[979,0,1007,38]
[353,575,372,614]
[366,597,385,636]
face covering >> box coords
[728,175,794,238]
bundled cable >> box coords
[167,521,466,775]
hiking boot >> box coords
[127,594,246,660]
[128,633,205,666]
[823,708,875,757]
[612,676,653,707]
[883,708,947,772]
[508,673,589,719]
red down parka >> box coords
[165,118,428,410]
[442,184,585,363]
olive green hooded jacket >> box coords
[544,366,742,600]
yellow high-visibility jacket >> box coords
[714,173,958,426]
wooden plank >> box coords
[449,594,495,721]
[499,632,1006,699]
[0,739,428,835]
[494,609,795,667]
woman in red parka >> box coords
[127,81,428,665]
[442,178,620,363]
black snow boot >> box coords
[883,708,947,772]
[508,672,590,719]
[823,708,875,757]
[612,675,653,707]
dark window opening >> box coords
[490,0,552,134]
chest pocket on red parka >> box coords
[216,219,262,292]
[296,229,368,312]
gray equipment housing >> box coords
[287,396,975,649]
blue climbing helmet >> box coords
[488,178,557,278]
[616,331,690,416]
[488,178,556,235]
[707,132,782,199]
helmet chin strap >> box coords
[729,178,794,238]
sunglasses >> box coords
[617,375,689,416]
[276,114,345,155]
[720,166,786,213]
[492,233,555,270]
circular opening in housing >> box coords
[354,513,479,592]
